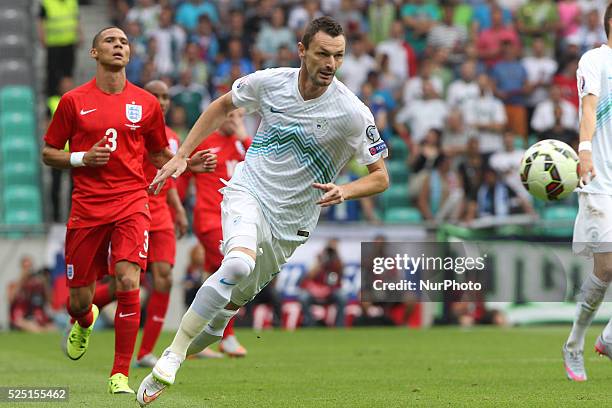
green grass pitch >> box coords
[1,327,612,407]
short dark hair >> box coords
[605,3,612,38]
[301,16,344,49]
[92,26,122,48]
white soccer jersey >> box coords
[577,45,612,195]
[229,67,388,242]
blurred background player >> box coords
[191,107,251,357]
[563,2,612,382]
[137,16,389,405]
[41,27,170,394]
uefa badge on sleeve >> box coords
[366,125,381,143]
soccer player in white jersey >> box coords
[563,3,612,382]
[137,17,389,405]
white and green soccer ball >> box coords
[519,139,579,201]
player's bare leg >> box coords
[564,252,612,381]
[64,283,100,360]
[137,247,255,406]
[135,262,172,367]
[108,261,141,394]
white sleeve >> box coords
[493,99,507,124]
[577,51,601,98]
[352,106,388,166]
[231,70,267,114]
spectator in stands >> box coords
[447,60,480,108]
[218,10,250,58]
[125,0,160,36]
[178,42,209,86]
[402,58,444,108]
[553,57,579,109]
[489,131,528,198]
[170,69,210,127]
[169,105,189,142]
[458,137,485,222]
[417,155,464,222]
[516,0,560,52]
[442,109,472,159]
[38,0,81,97]
[377,54,403,94]
[9,257,55,333]
[401,0,441,56]
[477,167,534,218]
[376,20,415,84]
[214,38,255,90]
[299,239,348,327]
[473,0,513,33]
[339,34,377,94]
[150,7,187,77]
[367,0,396,45]
[557,0,582,46]
[531,84,578,135]
[538,104,579,146]
[288,0,323,35]
[397,81,448,146]
[335,0,366,37]
[462,74,507,154]
[176,0,218,32]
[491,41,528,138]
[273,45,300,68]
[476,7,520,67]
[189,15,219,65]
[244,0,275,40]
[430,47,454,91]
[427,1,468,64]
[522,35,558,130]
[255,7,295,68]
[567,8,607,54]
[410,128,443,174]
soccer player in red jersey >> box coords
[41,27,214,394]
[191,108,251,357]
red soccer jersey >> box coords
[143,126,180,232]
[192,131,251,233]
[44,79,168,229]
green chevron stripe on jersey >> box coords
[596,95,612,129]
[248,123,336,183]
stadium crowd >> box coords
[69,0,591,225]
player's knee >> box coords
[114,261,141,290]
[152,263,173,293]
[218,251,256,284]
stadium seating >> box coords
[388,137,409,161]
[3,185,41,214]
[387,160,409,184]
[0,86,35,114]
[2,162,38,187]
[383,207,422,224]
[380,183,411,211]
[0,59,32,87]
[0,9,29,37]
[538,206,578,237]
[0,35,30,59]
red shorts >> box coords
[65,211,150,288]
[195,227,223,273]
[147,228,176,266]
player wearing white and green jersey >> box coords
[137,17,389,405]
[563,2,612,383]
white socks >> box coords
[168,251,255,357]
[566,273,609,351]
[187,309,238,356]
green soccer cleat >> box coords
[108,373,135,394]
[63,304,99,360]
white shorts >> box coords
[573,192,612,257]
[220,186,301,306]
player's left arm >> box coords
[166,186,188,238]
[314,158,389,207]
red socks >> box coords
[111,289,140,377]
[137,290,170,359]
[223,316,236,339]
[92,283,114,309]
[67,302,93,328]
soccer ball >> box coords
[519,139,579,201]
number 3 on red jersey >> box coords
[106,128,118,152]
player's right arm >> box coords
[576,50,601,185]
[41,96,112,169]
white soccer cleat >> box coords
[563,344,587,382]
[152,348,184,386]
[134,353,159,368]
[136,373,167,406]
[219,335,247,357]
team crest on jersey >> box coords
[315,118,329,136]
[126,103,142,123]
[366,125,381,143]
[67,264,74,280]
